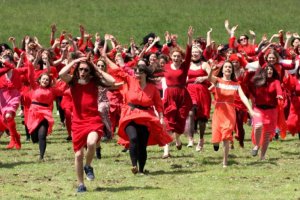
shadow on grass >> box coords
[149,169,206,176]
[247,157,279,166]
[94,185,161,192]
[280,151,300,156]
[0,160,36,168]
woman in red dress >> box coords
[25,52,65,159]
[249,64,283,160]
[283,67,300,139]
[186,46,211,151]
[208,61,257,167]
[0,55,23,149]
[59,56,115,192]
[162,26,194,158]
[103,35,172,174]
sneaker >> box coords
[77,184,87,193]
[213,144,219,152]
[187,140,193,148]
[84,165,95,181]
[66,136,72,141]
[252,146,259,157]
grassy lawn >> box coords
[0,0,300,199]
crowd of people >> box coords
[0,20,300,192]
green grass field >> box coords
[0,0,300,199]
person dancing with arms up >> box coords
[59,55,115,192]
[162,26,194,158]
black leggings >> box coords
[125,121,150,173]
[31,119,49,159]
[56,96,65,124]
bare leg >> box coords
[187,110,194,147]
[174,132,182,150]
[223,140,230,167]
[75,148,84,186]
[85,132,99,166]
[253,124,263,155]
[260,132,270,160]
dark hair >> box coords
[296,67,300,79]
[237,34,249,44]
[217,61,236,81]
[134,63,162,84]
[141,33,162,49]
[291,37,300,47]
[252,64,279,87]
[158,54,169,63]
[70,61,109,87]
[0,43,11,54]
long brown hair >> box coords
[252,64,280,87]
[69,61,109,87]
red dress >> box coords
[211,78,240,143]
[26,61,65,135]
[112,68,173,147]
[187,66,211,120]
[70,80,103,152]
[163,45,192,134]
[284,75,300,135]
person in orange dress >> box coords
[208,61,257,167]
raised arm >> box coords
[249,30,256,45]
[59,57,87,83]
[50,24,57,45]
[207,62,218,84]
[8,37,17,49]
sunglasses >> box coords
[134,68,145,74]
[239,38,247,41]
[61,42,69,45]
[79,68,90,72]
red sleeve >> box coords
[275,80,283,97]
[50,38,54,46]
[258,51,266,67]
[78,38,83,47]
[0,66,12,77]
[13,47,23,56]
[152,85,163,112]
[203,48,212,60]
[161,44,170,56]
[25,55,37,89]
[182,45,192,72]
[59,35,65,43]
[282,74,295,92]
[229,36,236,49]
[281,61,295,70]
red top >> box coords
[249,78,283,107]
[164,45,191,86]
[113,68,163,112]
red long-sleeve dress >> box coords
[283,74,300,135]
[26,60,65,135]
[112,68,173,146]
[163,45,192,134]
